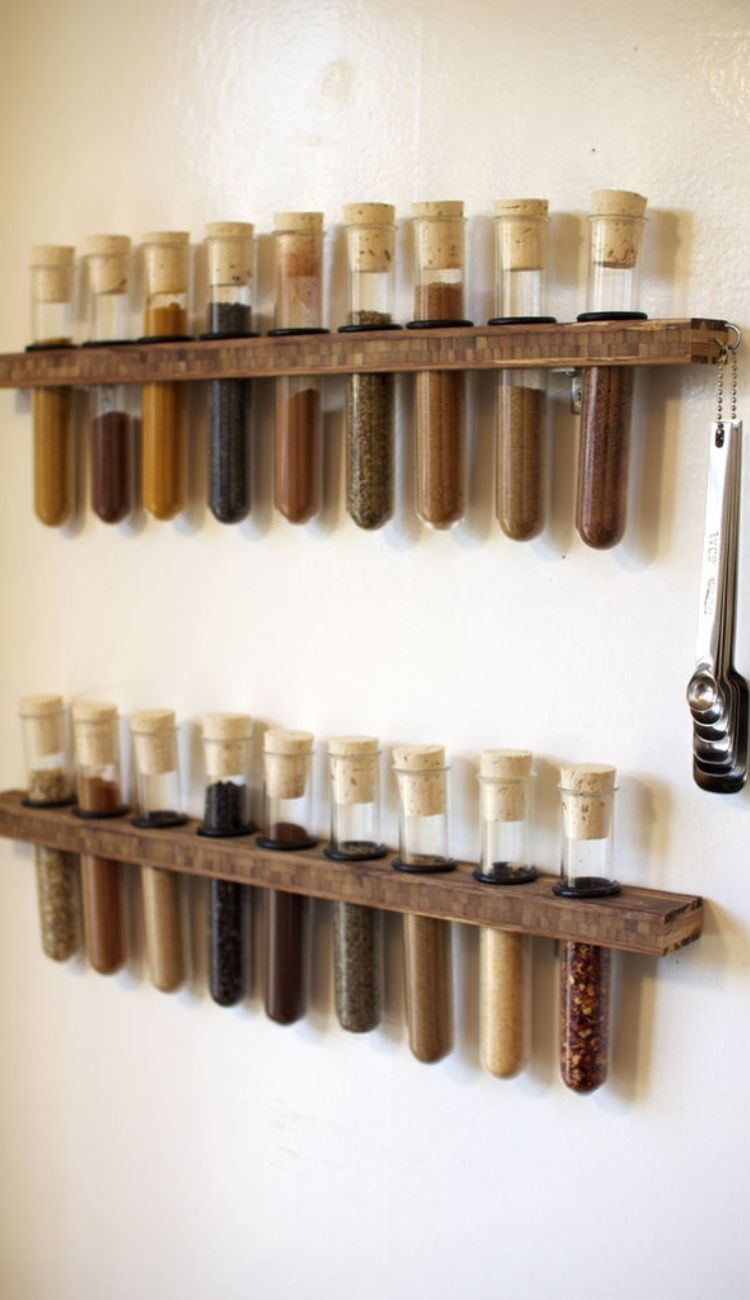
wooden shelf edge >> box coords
[0,792,702,957]
[0,318,729,388]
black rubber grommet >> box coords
[136,334,194,344]
[80,339,135,348]
[324,843,389,862]
[473,864,539,886]
[266,327,330,337]
[553,878,621,899]
[391,857,457,875]
[406,319,473,330]
[131,812,189,830]
[255,834,319,852]
[22,796,76,810]
[198,331,260,341]
[337,323,403,333]
[25,342,76,352]
[486,316,558,326]
[73,805,130,820]
[196,822,256,839]
[576,311,648,322]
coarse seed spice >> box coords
[560,941,611,1093]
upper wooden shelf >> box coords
[0,791,701,957]
[0,318,729,388]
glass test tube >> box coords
[273,213,324,524]
[328,736,384,1033]
[141,231,190,520]
[393,744,453,1063]
[205,222,254,523]
[86,235,132,523]
[131,709,186,993]
[199,713,253,1007]
[557,763,619,1094]
[72,701,126,975]
[19,694,78,962]
[493,201,550,540]
[343,203,396,530]
[412,202,466,528]
[30,245,75,527]
[476,749,535,1079]
[577,190,647,548]
[261,729,315,1025]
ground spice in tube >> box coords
[141,232,190,520]
[560,941,611,1093]
[73,702,126,975]
[33,389,73,527]
[576,366,634,549]
[346,312,394,531]
[333,901,381,1033]
[275,382,321,523]
[92,410,130,523]
[264,890,307,1025]
[86,235,133,524]
[413,280,465,529]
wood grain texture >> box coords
[0,791,702,956]
[0,319,730,388]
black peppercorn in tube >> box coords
[393,744,454,1063]
[261,729,315,1024]
[205,222,254,523]
[72,701,126,975]
[199,713,253,1007]
[343,203,396,530]
[577,190,647,549]
[19,694,78,962]
[29,246,75,527]
[86,235,133,524]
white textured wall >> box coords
[0,2,749,1297]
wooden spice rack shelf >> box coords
[0,318,729,388]
[0,791,701,957]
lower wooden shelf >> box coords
[0,790,701,957]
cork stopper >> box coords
[274,212,324,234]
[494,199,549,271]
[142,231,190,295]
[479,749,532,822]
[202,712,251,781]
[30,245,75,304]
[329,735,379,805]
[72,701,119,768]
[19,694,64,756]
[343,203,395,274]
[264,728,314,800]
[589,191,647,268]
[87,234,131,295]
[412,202,464,272]
[205,222,254,287]
[131,709,177,777]
[393,744,446,817]
[560,763,616,840]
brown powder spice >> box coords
[497,384,545,540]
[413,281,465,528]
[577,366,634,549]
[275,385,321,523]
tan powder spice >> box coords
[496,383,545,540]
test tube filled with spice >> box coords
[141,231,191,520]
[475,749,537,1079]
[327,736,386,1033]
[393,744,454,1063]
[205,222,255,523]
[259,729,316,1025]
[342,203,396,530]
[19,694,78,962]
[130,710,186,994]
[492,201,552,540]
[411,202,468,529]
[29,245,75,527]
[556,763,620,1094]
[198,713,254,1007]
[272,213,325,524]
[72,701,127,975]
[577,191,648,548]
[86,235,133,524]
